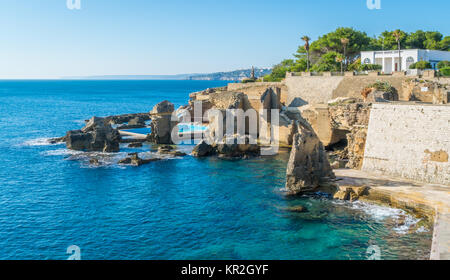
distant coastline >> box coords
[63,68,272,81]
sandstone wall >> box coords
[333,76,408,100]
[284,76,344,106]
[227,82,288,109]
[362,103,450,185]
[285,76,412,105]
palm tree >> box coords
[336,54,344,74]
[302,36,311,72]
[393,30,403,71]
[340,38,349,70]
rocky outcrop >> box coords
[216,135,260,158]
[118,153,160,166]
[157,145,187,157]
[346,127,367,169]
[332,186,368,202]
[192,135,260,158]
[363,90,398,103]
[285,122,335,195]
[66,117,121,152]
[192,141,215,157]
[209,91,245,110]
[402,78,449,104]
[328,101,371,130]
[148,101,177,144]
[105,113,150,127]
[128,142,143,148]
[151,100,175,115]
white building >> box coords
[360,49,450,74]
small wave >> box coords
[41,149,83,156]
[22,138,64,147]
[333,200,423,235]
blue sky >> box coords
[0,0,449,78]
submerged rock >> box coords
[158,145,187,157]
[66,117,121,152]
[118,153,161,166]
[285,122,335,195]
[128,142,143,148]
[49,136,66,144]
[282,205,308,213]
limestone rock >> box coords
[346,127,367,170]
[148,101,177,144]
[192,140,215,157]
[328,103,371,130]
[158,145,187,157]
[215,135,260,158]
[151,100,175,115]
[282,205,307,213]
[209,91,244,109]
[128,142,143,148]
[365,90,397,103]
[285,123,335,195]
[118,153,160,166]
[333,186,368,201]
[66,117,121,152]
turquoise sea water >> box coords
[0,80,432,260]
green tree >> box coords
[440,67,450,76]
[439,36,450,51]
[309,27,371,64]
[372,30,408,50]
[437,61,450,69]
[409,61,432,70]
[264,59,296,82]
[311,51,341,72]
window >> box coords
[406,57,415,69]
[363,58,371,64]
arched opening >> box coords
[406,57,415,70]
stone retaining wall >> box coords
[362,103,450,185]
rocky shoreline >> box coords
[51,82,446,257]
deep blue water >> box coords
[0,80,432,260]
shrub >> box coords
[367,80,397,95]
[440,66,450,76]
[437,61,450,69]
[409,61,432,70]
[359,64,382,71]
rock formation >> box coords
[402,78,449,104]
[192,135,260,158]
[66,117,121,152]
[118,153,160,166]
[285,122,335,195]
[345,127,367,169]
[148,101,177,144]
[192,140,216,157]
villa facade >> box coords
[361,49,450,73]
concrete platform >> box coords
[334,169,450,260]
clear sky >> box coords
[0,0,449,78]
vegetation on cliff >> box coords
[264,27,450,81]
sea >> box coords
[0,80,432,260]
